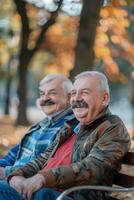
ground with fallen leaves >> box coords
[0,115,134,200]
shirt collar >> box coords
[73,123,80,134]
[39,106,72,127]
[73,106,110,134]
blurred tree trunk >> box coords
[132,80,134,137]
[14,0,63,125]
[70,0,104,79]
[4,56,13,115]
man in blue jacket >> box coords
[0,73,75,179]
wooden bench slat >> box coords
[114,173,134,187]
[113,151,134,189]
[122,152,134,165]
[108,197,118,200]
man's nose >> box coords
[41,93,50,100]
[74,92,82,100]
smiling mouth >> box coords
[40,100,55,106]
[43,103,55,106]
[71,100,88,109]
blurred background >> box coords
[0,0,134,154]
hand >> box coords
[9,176,26,194]
[0,167,5,179]
[21,174,45,200]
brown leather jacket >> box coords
[9,107,130,200]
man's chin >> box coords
[74,113,86,121]
[74,109,88,117]
[42,106,56,115]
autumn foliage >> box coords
[37,0,134,81]
[0,0,134,81]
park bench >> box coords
[57,151,134,200]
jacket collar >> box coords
[79,106,111,132]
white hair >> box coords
[74,71,110,94]
[39,74,73,94]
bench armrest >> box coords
[56,185,134,200]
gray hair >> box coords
[74,71,110,94]
[39,74,73,94]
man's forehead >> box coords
[73,76,98,88]
[40,79,62,90]
[39,85,58,92]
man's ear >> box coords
[36,98,42,109]
[67,93,71,104]
[102,92,110,106]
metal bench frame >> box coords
[56,151,134,200]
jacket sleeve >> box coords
[7,139,59,180]
[37,117,130,189]
[7,125,72,180]
[0,144,19,167]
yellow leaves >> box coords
[12,14,21,31]
[0,0,14,13]
[110,35,120,44]
[117,73,128,83]
[95,3,134,82]
[26,4,38,19]
[13,14,20,22]
[104,61,128,84]
[131,71,134,80]
[28,30,40,50]
[105,0,126,7]
[44,55,74,76]
[119,9,128,17]
[95,46,110,59]
[101,6,129,32]
[103,1,134,84]
[104,57,119,74]
[94,28,110,60]
[63,16,79,31]
[43,14,78,75]
[117,18,129,29]
[112,8,128,18]
[47,16,77,49]
[100,9,109,18]
[44,51,75,76]
[96,30,109,43]
[130,14,134,22]
[111,0,119,7]
[47,24,63,43]
[118,0,127,6]
[44,63,61,74]
[0,40,10,65]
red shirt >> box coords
[43,133,76,171]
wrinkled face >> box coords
[38,79,70,116]
[70,76,109,125]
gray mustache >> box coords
[40,99,55,106]
[71,100,88,109]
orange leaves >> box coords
[100,7,129,31]
[111,0,119,7]
[110,35,120,44]
[105,0,127,7]
[44,15,77,75]
[111,0,127,7]
[94,2,133,83]
[100,8,109,18]
[131,71,134,80]
[104,58,119,75]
